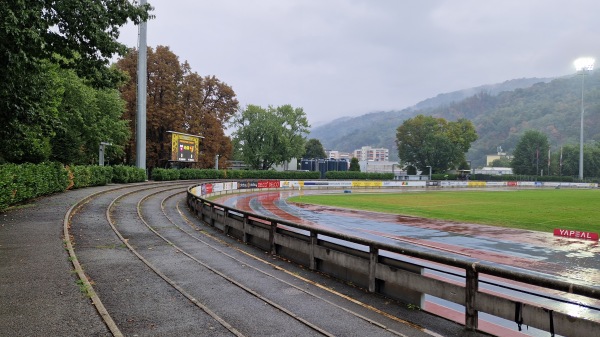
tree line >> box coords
[0,1,150,164]
[0,1,312,171]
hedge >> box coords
[0,162,68,212]
[152,168,321,181]
[112,165,147,183]
[0,163,147,212]
[325,171,394,180]
[70,165,114,188]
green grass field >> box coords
[288,189,600,233]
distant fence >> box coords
[187,180,600,336]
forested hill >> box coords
[310,73,600,167]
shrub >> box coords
[113,165,146,183]
[0,162,69,212]
[70,165,113,188]
[150,168,321,181]
[325,171,394,180]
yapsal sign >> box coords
[553,229,599,241]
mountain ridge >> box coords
[309,74,599,168]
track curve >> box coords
[66,182,457,337]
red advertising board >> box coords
[507,181,518,187]
[553,228,599,241]
[205,184,213,194]
[256,180,280,188]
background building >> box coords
[353,146,389,162]
[486,146,513,166]
[327,150,352,160]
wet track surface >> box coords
[215,190,600,286]
[214,189,600,336]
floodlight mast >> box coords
[136,0,148,171]
[574,57,595,180]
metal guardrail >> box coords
[187,183,600,336]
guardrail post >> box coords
[369,246,378,293]
[465,266,479,331]
[269,221,276,255]
[223,208,230,235]
[210,204,215,226]
[309,231,317,270]
[242,214,249,243]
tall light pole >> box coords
[574,57,595,180]
[426,165,432,181]
[136,0,148,171]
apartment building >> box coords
[353,146,389,162]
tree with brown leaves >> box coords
[116,45,238,169]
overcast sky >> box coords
[117,0,600,127]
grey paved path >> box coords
[0,186,113,337]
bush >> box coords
[150,168,321,181]
[113,165,146,183]
[152,168,181,181]
[0,162,145,213]
[70,165,113,188]
[0,162,69,212]
[152,168,320,181]
[325,171,394,180]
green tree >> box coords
[511,130,549,175]
[50,69,129,165]
[557,144,600,179]
[304,138,327,158]
[349,157,360,171]
[395,115,477,173]
[231,105,309,170]
[491,157,512,167]
[0,1,151,163]
[0,61,62,163]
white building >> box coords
[272,158,298,171]
[359,160,399,173]
[473,167,513,175]
[327,150,352,160]
[353,146,389,162]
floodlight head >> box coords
[574,57,595,72]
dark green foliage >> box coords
[0,162,68,212]
[151,169,321,181]
[325,171,394,180]
[152,168,182,181]
[50,69,129,165]
[349,158,360,171]
[112,165,146,183]
[304,138,327,158]
[406,166,417,175]
[231,105,309,170]
[0,1,151,164]
[511,130,549,175]
[70,166,113,188]
[490,158,512,167]
[0,162,142,212]
[396,115,477,173]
